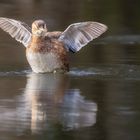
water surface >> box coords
[0,0,140,140]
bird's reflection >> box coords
[60,89,97,130]
[1,73,97,134]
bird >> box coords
[0,17,107,73]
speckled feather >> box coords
[26,33,69,73]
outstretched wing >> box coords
[0,17,32,47]
[58,22,108,52]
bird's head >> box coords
[32,20,47,36]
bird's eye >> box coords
[43,24,46,29]
[40,24,45,29]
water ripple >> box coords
[0,70,31,77]
[0,64,140,81]
[69,64,140,80]
[94,35,140,45]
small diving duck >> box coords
[0,17,107,73]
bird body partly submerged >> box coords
[26,33,69,73]
[0,18,108,73]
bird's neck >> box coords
[31,35,44,43]
[27,35,47,53]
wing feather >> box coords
[0,17,32,47]
[59,22,107,52]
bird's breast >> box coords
[26,50,66,73]
[26,36,69,73]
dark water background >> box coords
[0,0,140,140]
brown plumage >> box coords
[0,17,108,73]
[26,33,69,72]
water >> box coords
[0,0,140,140]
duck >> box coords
[0,17,107,73]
